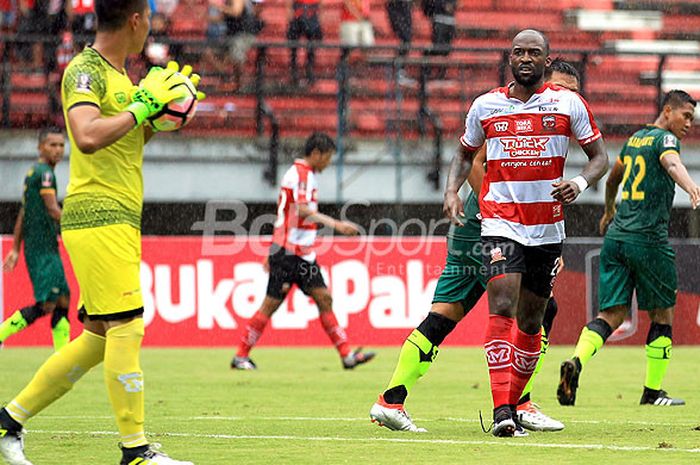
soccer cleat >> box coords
[513,422,529,437]
[516,401,565,432]
[640,388,685,406]
[230,356,257,370]
[369,395,427,432]
[342,348,376,369]
[492,406,515,437]
[120,443,194,465]
[557,358,581,406]
[0,429,33,465]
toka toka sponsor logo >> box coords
[515,119,533,133]
[499,137,550,157]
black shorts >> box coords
[287,7,323,42]
[480,236,562,298]
[266,247,326,299]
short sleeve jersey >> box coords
[60,46,145,231]
[22,162,59,256]
[460,82,601,246]
[606,125,679,245]
[271,159,320,262]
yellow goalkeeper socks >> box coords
[5,330,106,425]
[572,318,613,367]
[104,318,147,448]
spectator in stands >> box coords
[287,0,322,85]
[16,0,52,68]
[155,0,179,16]
[144,12,174,66]
[421,0,456,80]
[70,0,96,47]
[223,0,265,90]
[340,0,374,47]
[207,0,227,39]
[386,0,412,57]
[0,0,16,30]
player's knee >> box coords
[417,312,457,346]
[316,292,333,311]
[490,294,517,316]
[51,307,69,328]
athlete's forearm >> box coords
[579,138,609,187]
[604,160,624,213]
[466,145,486,195]
[298,204,337,230]
[665,159,697,194]
[11,208,24,252]
[68,107,139,154]
[445,145,476,196]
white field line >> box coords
[28,429,700,454]
[40,414,698,427]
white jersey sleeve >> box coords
[569,93,602,146]
[460,98,486,149]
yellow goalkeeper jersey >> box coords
[61,46,145,231]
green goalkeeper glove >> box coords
[126,65,185,125]
[171,61,206,101]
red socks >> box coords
[237,311,270,358]
[484,315,515,408]
[484,315,541,409]
[320,311,351,358]
[509,326,541,405]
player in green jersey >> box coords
[0,1,203,464]
[559,90,700,407]
[370,59,580,433]
[1,127,71,351]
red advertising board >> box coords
[2,236,699,347]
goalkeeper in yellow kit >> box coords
[0,1,204,464]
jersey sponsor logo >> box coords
[499,137,550,157]
[41,172,53,187]
[494,121,509,132]
[76,72,92,93]
[539,105,558,112]
[542,115,556,129]
[663,134,677,148]
[489,247,506,264]
[515,119,533,133]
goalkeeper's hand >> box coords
[127,61,205,126]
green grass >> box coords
[1,346,700,464]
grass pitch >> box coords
[1,346,699,464]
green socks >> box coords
[0,310,30,343]
[573,318,613,367]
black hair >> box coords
[545,57,580,82]
[96,0,148,32]
[662,90,697,109]
[38,126,64,143]
[304,132,336,156]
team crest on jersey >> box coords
[76,73,92,92]
[542,115,556,129]
[490,247,506,264]
[663,134,677,148]
[494,121,509,132]
[515,119,533,133]
[114,92,127,104]
[500,137,550,157]
[553,203,562,218]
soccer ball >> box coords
[148,76,198,132]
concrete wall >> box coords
[3,131,700,206]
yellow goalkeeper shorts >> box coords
[63,223,144,319]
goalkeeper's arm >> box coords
[68,105,143,154]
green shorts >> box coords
[25,252,70,303]
[599,237,677,311]
[431,236,486,311]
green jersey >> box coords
[22,162,60,257]
[447,191,481,243]
[607,125,680,246]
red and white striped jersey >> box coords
[460,82,601,246]
[272,159,319,261]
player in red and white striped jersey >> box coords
[444,30,609,437]
[233,133,375,371]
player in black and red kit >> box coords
[231,133,375,370]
